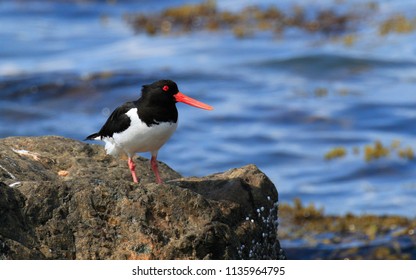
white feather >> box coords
[102,108,177,157]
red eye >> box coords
[162,85,169,92]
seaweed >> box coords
[125,0,357,38]
[325,140,414,162]
[279,198,416,259]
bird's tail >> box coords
[84,134,120,156]
[84,133,101,141]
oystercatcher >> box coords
[85,79,213,184]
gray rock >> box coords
[0,136,285,259]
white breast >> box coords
[103,108,178,157]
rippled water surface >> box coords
[1,0,416,218]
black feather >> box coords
[85,101,135,140]
[84,133,100,141]
[99,101,135,137]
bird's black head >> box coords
[141,80,179,106]
[141,79,213,110]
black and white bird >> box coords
[85,79,213,184]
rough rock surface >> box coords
[0,136,284,260]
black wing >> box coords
[85,101,136,140]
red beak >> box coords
[174,92,213,111]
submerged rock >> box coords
[0,136,284,260]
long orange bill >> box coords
[174,92,213,110]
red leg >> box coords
[150,154,162,184]
[128,157,139,183]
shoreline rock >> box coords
[0,136,285,260]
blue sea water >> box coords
[1,0,416,218]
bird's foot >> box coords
[128,157,139,183]
[150,156,163,184]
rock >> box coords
[0,182,44,259]
[0,136,285,260]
